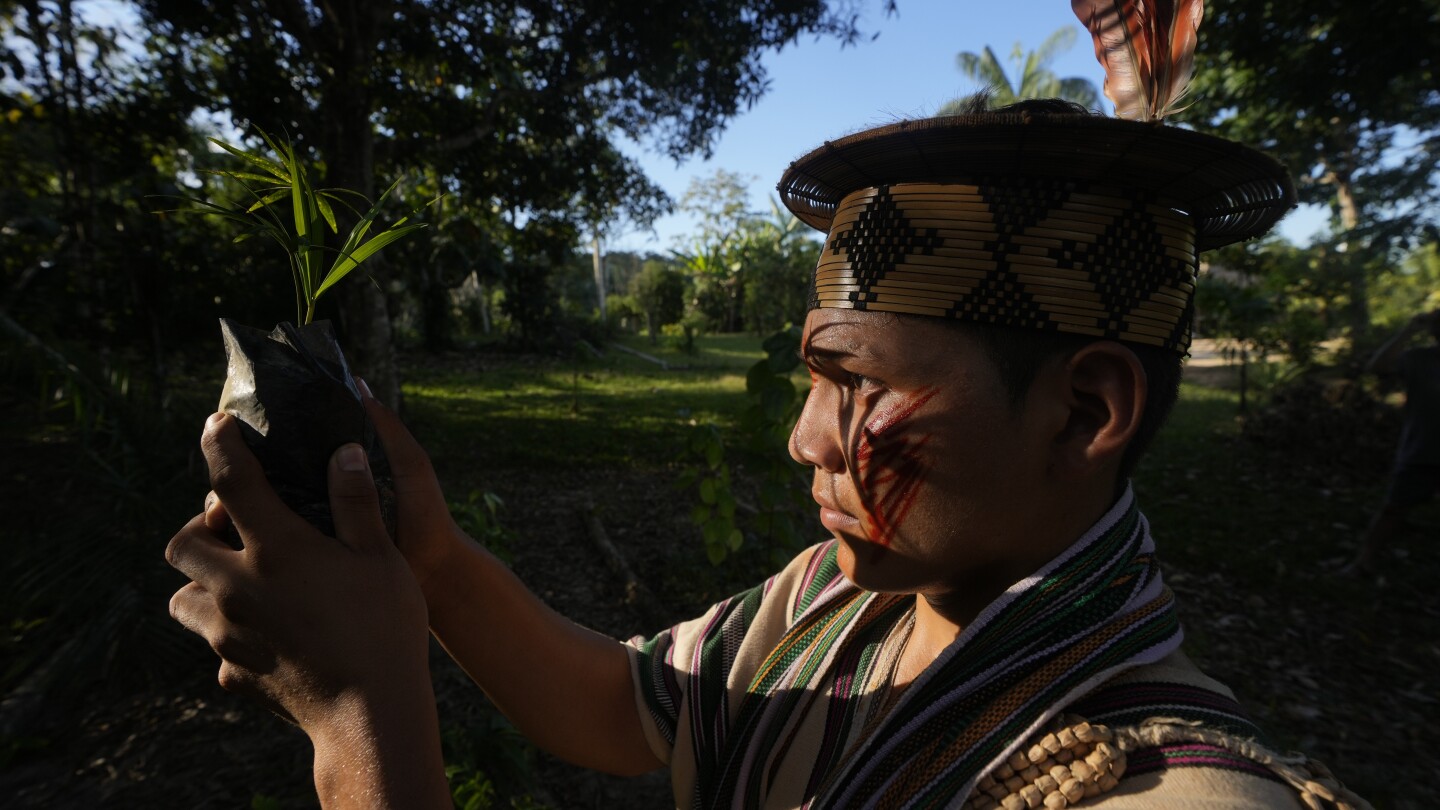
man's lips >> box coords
[820,507,860,533]
[817,499,861,533]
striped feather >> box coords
[1072,0,1205,121]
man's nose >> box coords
[789,381,845,473]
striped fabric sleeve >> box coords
[623,542,842,769]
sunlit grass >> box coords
[403,339,765,486]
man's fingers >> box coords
[201,413,298,543]
[166,513,240,586]
[169,580,219,639]
[360,383,440,499]
[328,443,388,553]
[203,492,231,534]
[169,581,272,670]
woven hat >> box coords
[777,109,1296,353]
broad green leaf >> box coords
[699,478,716,504]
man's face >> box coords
[790,308,1053,598]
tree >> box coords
[740,198,820,333]
[938,26,1100,112]
[1182,0,1440,344]
[675,169,756,332]
[630,260,686,343]
[135,0,889,403]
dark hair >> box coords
[943,93,1185,479]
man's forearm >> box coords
[421,532,663,776]
[309,686,451,809]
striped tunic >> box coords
[625,491,1324,809]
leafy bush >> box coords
[449,490,516,563]
[662,313,708,355]
[0,328,212,727]
[681,325,816,568]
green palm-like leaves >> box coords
[177,129,437,324]
[941,27,1101,113]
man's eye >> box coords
[847,373,878,391]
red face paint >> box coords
[854,387,937,562]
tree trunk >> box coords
[335,282,400,407]
[316,1,400,409]
[477,276,492,335]
[592,234,607,321]
[1334,171,1370,346]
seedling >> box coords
[155,129,432,540]
[179,129,436,324]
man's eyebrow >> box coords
[798,341,874,365]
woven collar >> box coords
[702,488,1183,809]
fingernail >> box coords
[206,412,226,430]
[355,377,374,399]
[336,444,368,472]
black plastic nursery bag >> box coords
[217,319,396,540]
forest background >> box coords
[2,0,1438,808]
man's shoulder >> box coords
[971,652,1367,810]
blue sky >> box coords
[612,0,1328,252]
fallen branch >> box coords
[579,504,667,629]
[610,342,684,370]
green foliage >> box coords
[675,178,819,335]
[682,325,814,567]
[1196,238,1347,410]
[739,199,822,335]
[938,27,1100,112]
[630,261,687,342]
[137,0,885,253]
[173,131,437,325]
[662,313,709,355]
[1371,243,1440,330]
[449,490,516,563]
[442,713,546,810]
[1183,0,1440,336]
[0,325,213,715]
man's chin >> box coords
[832,534,913,593]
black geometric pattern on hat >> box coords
[959,179,1077,330]
[823,185,946,310]
[1092,195,1191,348]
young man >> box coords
[166,103,1370,808]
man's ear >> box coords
[1047,341,1146,477]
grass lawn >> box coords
[402,332,802,485]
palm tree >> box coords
[939,26,1100,112]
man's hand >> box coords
[356,380,468,603]
[166,413,449,807]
